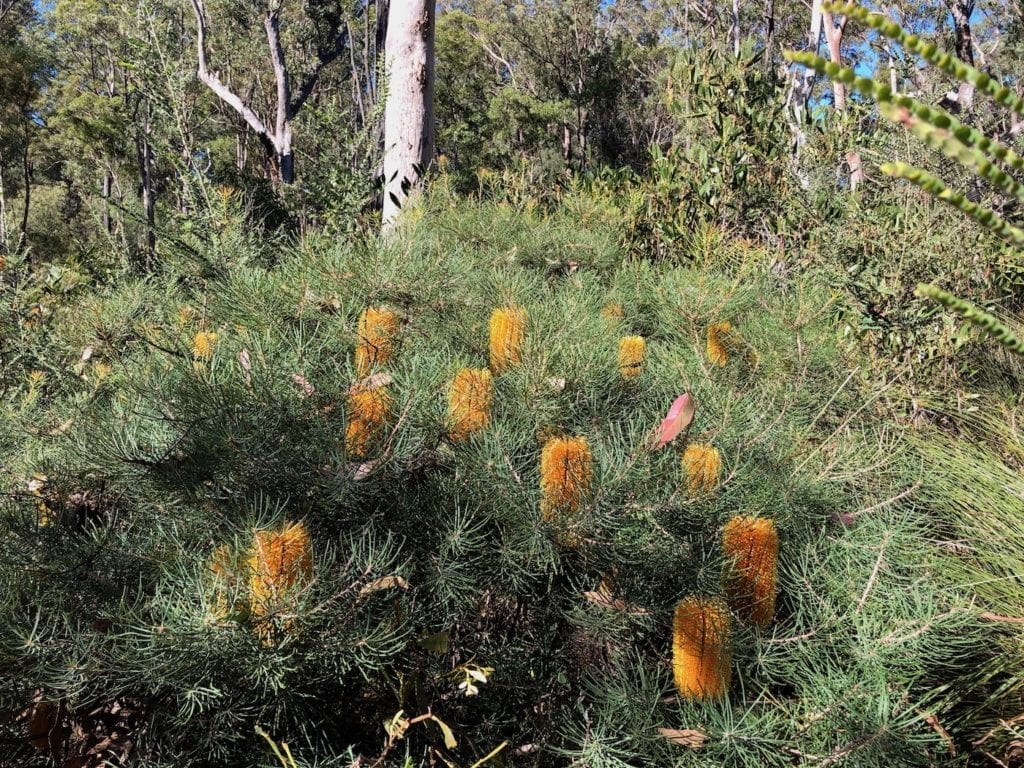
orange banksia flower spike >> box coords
[672,596,732,700]
[448,368,494,442]
[192,331,219,360]
[540,436,593,523]
[489,306,526,373]
[355,307,400,377]
[722,516,779,627]
[682,444,722,496]
[706,321,733,367]
[345,384,393,458]
[618,336,645,380]
[248,521,313,638]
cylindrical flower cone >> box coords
[192,331,219,360]
[672,596,732,700]
[682,444,722,496]
[618,336,645,380]
[706,321,732,367]
[355,307,400,377]
[489,306,526,373]
[722,516,779,627]
[540,436,593,532]
[248,521,313,640]
[345,384,393,458]
[448,368,493,442]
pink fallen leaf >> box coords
[291,373,315,396]
[649,393,695,450]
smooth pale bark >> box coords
[821,10,863,190]
[763,0,775,72]
[381,0,435,233]
[731,0,741,57]
[785,0,822,189]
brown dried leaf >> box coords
[349,459,382,481]
[358,576,409,597]
[583,581,649,616]
[350,373,394,393]
[657,728,708,748]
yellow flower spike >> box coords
[192,331,219,360]
[617,336,645,380]
[706,321,733,367]
[540,436,593,525]
[208,544,241,621]
[448,368,494,442]
[345,384,393,459]
[682,444,722,496]
[28,475,51,527]
[248,521,313,638]
[672,596,732,700]
[355,307,400,377]
[489,306,527,374]
[722,516,779,628]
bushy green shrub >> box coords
[0,197,982,766]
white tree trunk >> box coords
[731,0,741,57]
[381,0,435,233]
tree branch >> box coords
[264,7,290,143]
[290,27,351,118]
[189,0,274,144]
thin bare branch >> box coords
[189,0,273,143]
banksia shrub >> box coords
[489,306,526,373]
[448,367,493,441]
[722,516,779,627]
[345,384,393,458]
[682,443,722,496]
[354,307,400,377]
[248,521,313,627]
[539,436,593,523]
[672,596,732,700]
[706,322,733,367]
[192,331,219,360]
[2,194,972,766]
[618,335,645,379]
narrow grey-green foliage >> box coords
[915,283,1024,356]
[0,193,977,766]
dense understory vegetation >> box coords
[6,0,1024,766]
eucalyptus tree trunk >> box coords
[731,0,741,57]
[381,0,435,233]
[821,9,863,190]
[947,0,976,111]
